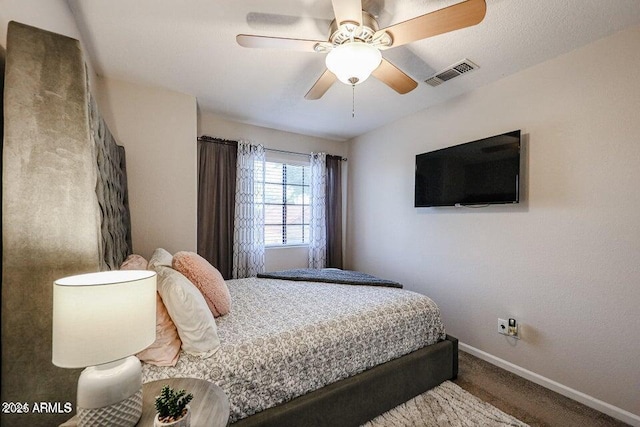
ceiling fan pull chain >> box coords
[352,84,355,118]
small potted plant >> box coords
[154,384,194,427]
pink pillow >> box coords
[172,252,231,317]
[120,254,148,270]
[136,293,181,366]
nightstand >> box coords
[61,377,229,427]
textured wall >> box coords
[89,95,132,269]
[346,26,640,418]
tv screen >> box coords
[415,130,521,207]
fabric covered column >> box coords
[2,22,130,426]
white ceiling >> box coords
[68,0,640,141]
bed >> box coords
[142,275,456,426]
[1,21,457,427]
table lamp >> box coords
[52,270,157,426]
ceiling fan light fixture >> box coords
[325,42,382,85]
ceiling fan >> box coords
[237,0,487,100]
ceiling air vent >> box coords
[425,59,479,87]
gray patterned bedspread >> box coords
[257,268,403,288]
[142,277,446,423]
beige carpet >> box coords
[453,351,628,427]
[362,381,529,427]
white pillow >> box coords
[148,247,173,270]
[153,264,220,358]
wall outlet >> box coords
[498,318,509,335]
[498,317,520,339]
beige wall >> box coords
[347,26,640,422]
[199,112,348,271]
[199,112,348,156]
[96,77,198,258]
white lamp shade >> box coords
[52,270,157,368]
[325,42,382,85]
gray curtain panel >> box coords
[1,45,4,145]
[197,137,238,279]
[325,155,343,268]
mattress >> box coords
[142,277,446,423]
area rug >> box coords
[362,381,529,427]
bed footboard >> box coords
[233,335,458,427]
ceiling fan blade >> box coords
[305,69,337,100]
[371,59,418,94]
[375,0,486,49]
[237,34,325,52]
[332,0,363,26]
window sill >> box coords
[265,244,309,249]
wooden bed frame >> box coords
[1,21,458,427]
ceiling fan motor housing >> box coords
[329,11,384,45]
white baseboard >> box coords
[459,342,640,427]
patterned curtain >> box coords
[308,152,327,268]
[232,141,266,278]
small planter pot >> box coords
[154,405,191,427]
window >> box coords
[263,161,311,246]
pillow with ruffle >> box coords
[125,249,181,366]
[172,251,231,317]
[120,254,148,270]
[152,254,220,358]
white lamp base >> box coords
[76,356,144,427]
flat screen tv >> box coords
[415,130,521,207]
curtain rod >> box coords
[198,136,347,161]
